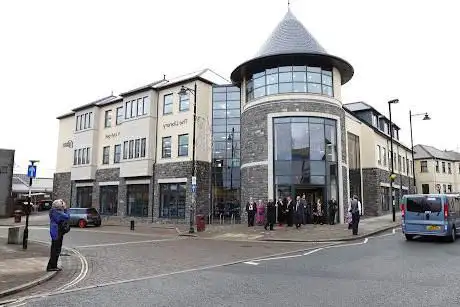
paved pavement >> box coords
[0,212,50,227]
[190,213,400,242]
[11,229,460,307]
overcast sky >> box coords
[1,0,459,177]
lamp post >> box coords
[178,83,197,234]
[388,99,399,222]
[409,110,431,193]
[227,127,235,192]
[24,160,39,250]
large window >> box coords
[99,186,118,215]
[179,94,189,112]
[125,97,149,119]
[420,161,428,173]
[76,186,92,208]
[162,137,171,158]
[163,94,173,115]
[159,183,186,218]
[178,134,189,156]
[126,184,149,217]
[104,110,112,128]
[273,117,337,201]
[102,146,110,164]
[114,144,121,163]
[246,66,333,102]
[73,148,91,165]
[122,138,146,160]
[75,112,93,131]
[212,86,241,222]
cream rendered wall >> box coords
[416,159,456,193]
[156,80,213,165]
[332,67,342,102]
[359,126,376,169]
[96,101,124,170]
[55,116,75,173]
[117,89,156,178]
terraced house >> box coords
[53,9,414,224]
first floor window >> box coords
[126,184,149,217]
[141,138,146,158]
[114,144,121,163]
[102,146,110,164]
[116,106,123,125]
[100,186,118,215]
[162,136,171,158]
[129,140,134,159]
[123,141,128,159]
[178,134,189,156]
[159,183,186,218]
[421,161,428,173]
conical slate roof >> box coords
[255,9,327,58]
[231,10,354,85]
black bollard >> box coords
[130,220,135,231]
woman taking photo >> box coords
[46,199,70,272]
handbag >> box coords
[59,221,71,235]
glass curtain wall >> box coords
[273,117,338,209]
[211,85,241,223]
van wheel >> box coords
[78,219,87,228]
[448,227,456,242]
[405,234,415,241]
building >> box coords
[53,9,414,223]
[0,149,15,217]
[12,174,53,206]
[413,144,460,194]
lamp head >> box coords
[423,113,431,120]
[388,99,399,104]
[178,86,188,96]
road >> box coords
[3,226,460,306]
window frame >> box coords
[116,106,123,125]
[178,134,189,157]
[179,93,190,112]
[104,110,112,128]
[162,136,172,158]
[420,160,428,173]
[102,146,110,165]
[114,144,121,163]
[163,94,173,115]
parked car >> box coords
[37,200,52,211]
[68,207,102,228]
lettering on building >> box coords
[163,119,188,130]
[105,132,120,140]
[63,140,73,148]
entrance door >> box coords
[295,187,324,205]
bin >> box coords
[196,215,205,232]
[14,210,22,223]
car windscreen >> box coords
[406,196,442,213]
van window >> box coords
[406,196,442,213]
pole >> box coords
[230,128,234,192]
[389,103,395,222]
[189,83,197,234]
[23,172,33,249]
[409,110,416,193]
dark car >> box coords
[68,207,102,228]
[37,200,52,211]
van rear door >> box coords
[405,195,444,234]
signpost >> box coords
[23,160,39,250]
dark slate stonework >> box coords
[153,161,211,224]
[362,168,414,217]
[341,165,349,223]
[349,169,362,200]
[240,164,269,223]
[241,100,347,165]
[117,177,127,216]
[53,172,71,206]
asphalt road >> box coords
[6,229,460,307]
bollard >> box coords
[130,220,135,231]
[220,214,223,224]
[231,214,234,225]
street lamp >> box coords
[178,83,197,234]
[409,111,431,193]
[24,159,39,250]
[388,99,399,222]
[227,127,235,192]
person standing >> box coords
[301,194,307,225]
[46,199,70,272]
[264,199,276,231]
[294,196,305,229]
[277,198,286,226]
[256,199,265,226]
[286,196,294,227]
[246,197,256,227]
[348,195,362,235]
[328,198,338,225]
[316,198,324,225]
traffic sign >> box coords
[191,184,197,193]
[27,165,36,178]
[191,176,197,185]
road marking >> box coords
[303,248,324,256]
[256,254,303,262]
[73,238,181,249]
[393,228,396,234]
[243,261,259,265]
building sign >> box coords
[106,132,120,140]
[163,119,188,130]
[63,140,73,148]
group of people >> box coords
[245,195,339,230]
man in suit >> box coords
[294,196,305,229]
[246,197,256,227]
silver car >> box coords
[68,207,102,228]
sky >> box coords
[1,0,459,178]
